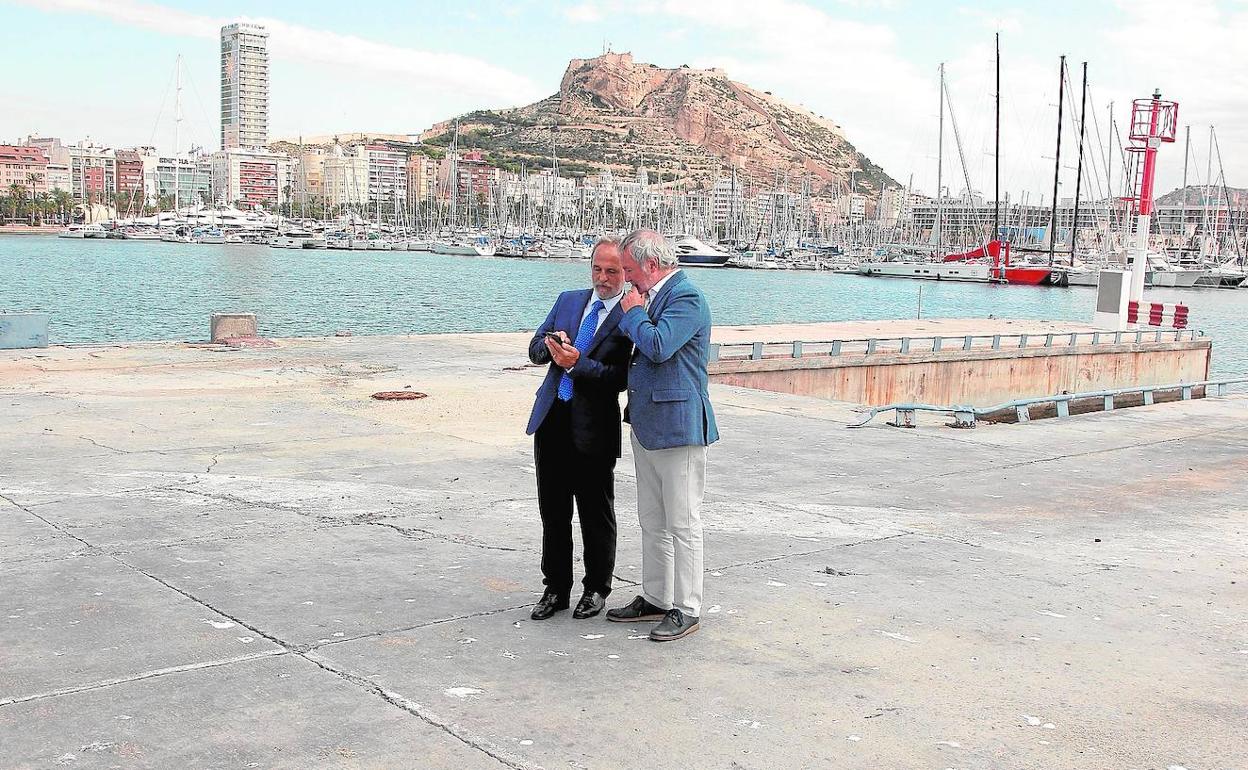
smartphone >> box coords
[544,331,569,345]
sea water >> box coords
[1,236,1245,377]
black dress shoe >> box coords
[572,591,606,619]
[649,608,700,641]
[605,595,667,623]
[530,591,569,620]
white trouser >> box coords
[630,431,707,617]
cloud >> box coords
[565,2,605,23]
[1104,0,1248,189]
[11,0,540,105]
[600,0,1248,194]
[634,0,932,186]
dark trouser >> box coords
[534,399,617,598]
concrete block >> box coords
[211,312,257,343]
[0,312,49,349]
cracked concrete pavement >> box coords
[1,330,1246,769]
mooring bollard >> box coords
[211,313,258,343]
[0,312,50,349]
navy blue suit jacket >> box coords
[526,289,632,458]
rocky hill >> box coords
[422,52,896,197]
[1156,184,1248,207]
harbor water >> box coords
[2,235,1246,376]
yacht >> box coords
[191,226,226,245]
[224,230,266,245]
[734,251,785,270]
[1194,258,1248,289]
[58,223,106,238]
[672,235,731,267]
[323,231,351,250]
[857,260,992,282]
[1147,255,1206,288]
[270,228,321,249]
[432,237,497,257]
[545,239,590,259]
[159,225,192,244]
[118,226,160,241]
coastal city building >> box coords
[66,143,115,204]
[292,147,326,203]
[877,186,906,227]
[839,192,867,224]
[405,154,439,208]
[0,144,48,196]
[440,150,499,202]
[322,144,369,208]
[360,145,408,212]
[45,163,71,194]
[113,150,145,211]
[25,137,70,194]
[139,151,213,208]
[710,175,745,225]
[211,146,291,210]
[219,23,269,151]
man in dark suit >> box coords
[525,238,632,620]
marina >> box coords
[3,234,1248,377]
[5,4,1248,767]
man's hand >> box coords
[621,286,645,312]
[545,336,579,369]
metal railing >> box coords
[710,328,1201,364]
[847,376,1248,429]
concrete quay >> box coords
[1,322,1246,769]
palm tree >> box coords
[25,174,42,224]
[34,192,52,225]
[8,183,27,224]
[52,189,73,224]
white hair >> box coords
[622,229,678,269]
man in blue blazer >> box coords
[525,238,633,621]
[606,229,719,642]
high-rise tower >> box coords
[220,23,269,150]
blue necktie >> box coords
[557,299,604,401]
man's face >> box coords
[621,251,658,293]
[591,246,625,299]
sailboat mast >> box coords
[1203,125,1213,256]
[1211,128,1243,262]
[173,54,182,218]
[1070,61,1088,264]
[936,62,945,253]
[994,33,1000,243]
[1181,125,1190,256]
[1105,102,1114,251]
[1047,55,1066,268]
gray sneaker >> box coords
[649,608,700,641]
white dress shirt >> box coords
[644,269,681,308]
[566,289,623,372]
[581,289,623,330]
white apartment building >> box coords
[211,147,292,210]
[710,175,745,224]
[359,145,408,211]
[139,151,212,207]
[322,145,369,208]
[220,23,269,150]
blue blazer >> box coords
[526,289,632,457]
[619,270,719,451]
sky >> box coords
[3,0,1246,201]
